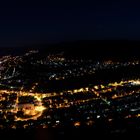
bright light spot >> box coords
[74,122,81,127]
[35,106,46,112]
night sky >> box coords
[0,1,139,47]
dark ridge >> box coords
[0,40,140,60]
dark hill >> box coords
[0,40,140,60]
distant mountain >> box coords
[0,40,140,60]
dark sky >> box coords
[0,1,139,47]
